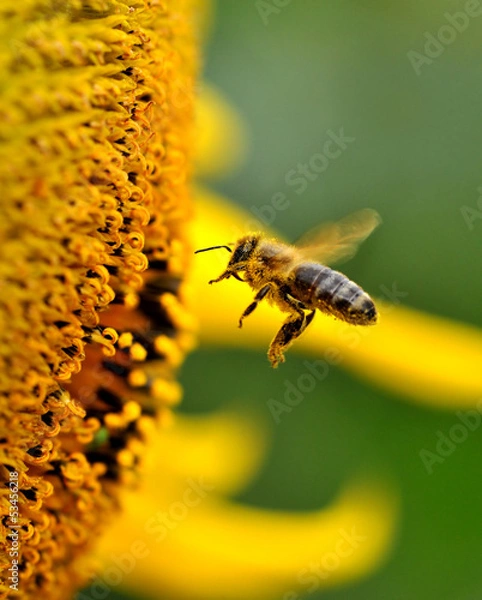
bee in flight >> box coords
[195,209,381,368]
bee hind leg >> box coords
[238,284,271,328]
[268,309,315,368]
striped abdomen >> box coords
[292,262,377,325]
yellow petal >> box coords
[146,481,397,600]
[189,189,482,408]
[99,483,398,600]
[145,410,269,495]
[195,85,248,178]
[299,300,482,410]
[94,410,398,600]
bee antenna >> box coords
[194,245,233,254]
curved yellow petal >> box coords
[96,474,397,600]
[300,301,482,410]
[145,410,270,495]
[188,189,482,408]
[195,85,249,178]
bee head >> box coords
[228,235,260,267]
[194,234,260,270]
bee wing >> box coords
[295,208,381,265]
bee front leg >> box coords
[305,309,316,329]
[209,265,246,285]
[268,309,315,368]
[238,284,271,328]
[209,270,235,285]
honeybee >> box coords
[195,209,381,367]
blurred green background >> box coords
[184,2,482,599]
[112,2,482,599]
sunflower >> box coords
[0,1,198,597]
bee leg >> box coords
[208,270,235,284]
[305,309,316,329]
[238,284,271,328]
[268,312,306,368]
[268,295,316,367]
